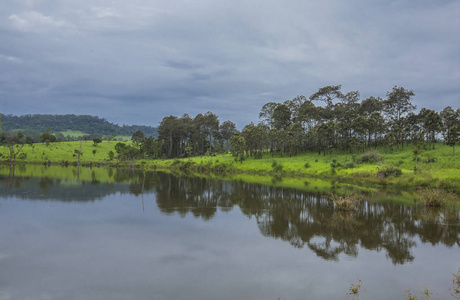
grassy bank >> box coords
[1,141,460,193]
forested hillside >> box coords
[0,114,158,137]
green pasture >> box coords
[1,141,459,192]
[58,130,87,138]
[0,140,118,164]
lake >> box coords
[0,165,458,300]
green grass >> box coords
[0,140,119,164]
[58,130,87,138]
[1,141,460,193]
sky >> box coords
[0,0,459,128]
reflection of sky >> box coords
[0,192,458,300]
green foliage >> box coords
[360,150,382,163]
[377,166,402,178]
[271,160,283,172]
[93,138,102,146]
[0,114,158,137]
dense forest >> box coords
[0,114,158,139]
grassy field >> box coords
[1,141,459,192]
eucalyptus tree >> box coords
[418,108,442,149]
[158,115,180,158]
[440,106,460,155]
[383,86,416,149]
[219,120,237,153]
[259,102,278,128]
[404,112,424,144]
[191,113,206,156]
[131,130,145,151]
[284,95,307,124]
[359,97,385,148]
[286,122,303,156]
[335,90,360,151]
[202,111,219,155]
[309,85,343,108]
[2,132,26,165]
[314,121,336,156]
[272,104,292,131]
[229,132,246,162]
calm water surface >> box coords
[0,166,458,300]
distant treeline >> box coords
[0,114,158,139]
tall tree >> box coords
[440,106,460,155]
[202,111,219,155]
[219,120,237,153]
[383,86,416,149]
[418,108,442,149]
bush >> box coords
[345,162,356,169]
[304,162,311,168]
[329,193,362,211]
[377,166,402,178]
[360,150,382,163]
[272,161,283,172]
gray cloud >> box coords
[0,0,459,128]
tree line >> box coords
[0,114,158,139]
[1,85,459,163]
[141,85,458,161]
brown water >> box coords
[0,166,458,300]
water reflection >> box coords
[1,166,459,265]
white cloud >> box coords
[8,11,71,32]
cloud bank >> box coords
[1,0,459,127]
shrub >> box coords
[329,193,361,211]
[360,150,382,163]
[345,162,356,169]
[272,160,283,172]
[304,162,311,168]
[377,166,402,178]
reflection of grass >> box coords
[415,189,457,207]
[2,143,460,193]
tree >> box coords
[272,104,291,130]
[2,132,25,165]
[131,130,145,150]
[219,120,237,153]
[40,132,56,145]
[418,108,442,149]
[93,138,102,146]
[259,102,278,128]
[441,106,460,155]
[229,133,246,162]
[309,85,343,108]
[202,111,219,155]
[383,86,416,149]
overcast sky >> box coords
[0,0,459,128]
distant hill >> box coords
[0,114,158,137]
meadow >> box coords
[1,140,460,193]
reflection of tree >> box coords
[1,166,459,264]
[136,173,459,265]
[152,172,232,221]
